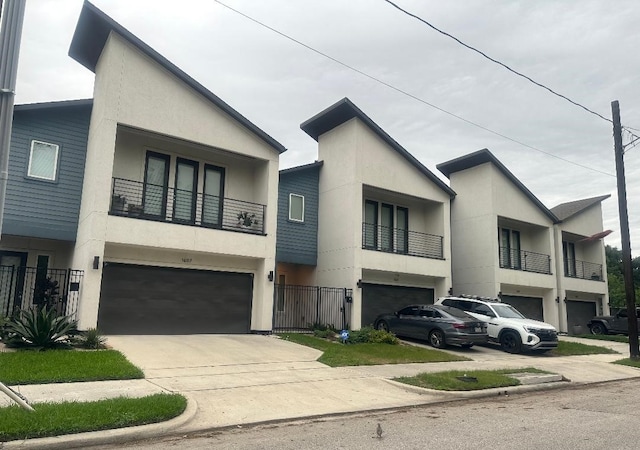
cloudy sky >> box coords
[9,0,640,251]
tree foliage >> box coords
[606,245,640,308]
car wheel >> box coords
[500,331,522,354]
[429,329,446,349]
[590,322,607,335]
[376,321,389,332]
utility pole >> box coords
[611,100,640,359]
[0,0,26,238]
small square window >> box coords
[289,194,304,222]
[28,140,59,181]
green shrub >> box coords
[346,326,399,345]
[4,307,78,350]
[313,329,336,339]
[75,328,108,349]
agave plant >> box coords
[4,307,78,350]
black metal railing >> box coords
[0,266,83,319]
[499,247,551,274]
[110,178,266,235]
[273,285,353,332]
[362,223,443,260]
[565,259,603,281]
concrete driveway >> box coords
[106,334,450,431]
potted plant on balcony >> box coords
[237,211,258,228]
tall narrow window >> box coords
[202,164,225,227]
[364,200,378,249]
[289,194,304,222]
[28,140,59,181]
[396,207,408,254]
[173,158,198,223]
[380,203,393,252]
[563,241,576,277]
[499,228,521,269]
[143,152,170,217]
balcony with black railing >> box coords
[362,223,444,260]
[565,259,604,281]
[499,246,552,274]
[110,178,265,235]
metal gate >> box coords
[273,285,352,332]
[0,266,83,318]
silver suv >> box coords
[434,296,558,353]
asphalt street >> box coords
[87,378,640,450]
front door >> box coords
[0,251,27,314]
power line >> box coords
[213,0,615,177]
[383,0,614,124]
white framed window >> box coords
[289,193,304,222]
[27,140,59,181]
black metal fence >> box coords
[0,267,83,319]
[565,259,604,281]
[362,223,443,260]
[111,178,266,235]
[273,285,353,332]
[499,247,551,274]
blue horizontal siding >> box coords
[276,166,320,265]
[3,104,92,241]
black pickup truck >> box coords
[588,308,640,335]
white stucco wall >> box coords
[72,33,280,330]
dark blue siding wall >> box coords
[276,164,320,265]
[4,102,92,241]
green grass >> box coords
[0,393,186,442]
[551,340,618,356]
[574,334,630,343]
[613,358,640,368]
[395,368,548,391]
[0,350,144,385]
[279,333,469,366]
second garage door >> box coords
[361,283,434,327]
[98,263,253,335]
[501,295,544,321]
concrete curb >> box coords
[3,394,198,450]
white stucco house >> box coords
[67,2,285,334]
[437,149,609,332]
[277,98,455,329]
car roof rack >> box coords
[458,294,501,302]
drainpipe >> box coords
[0,0,26,238]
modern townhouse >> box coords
[61,2,285,334]
[551,196,611,333]
[437,149,609,332]
[276,98,455,330]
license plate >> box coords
[474,327,482,333]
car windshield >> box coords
[492,304,525,319]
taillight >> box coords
[452,323,466,329]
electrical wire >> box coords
[383,0,614,124]
[212,0,615,177]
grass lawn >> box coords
[395,368,548,391]
[279,333,469,366]
[0,350,144,385]
[0,393,186,442]
[551,340,618,356]
[574,334,630,343]
[613,358,640,369]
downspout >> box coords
[0,0,26,238]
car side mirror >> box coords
[394,312,399,317]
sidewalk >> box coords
[3,336,640,449]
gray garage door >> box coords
[361,283,434,327]
[566,300,597,333]
[98,263,253,334]
[501,295,544,321]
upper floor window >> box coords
[289,194,304,222]
[27,140,59,181]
